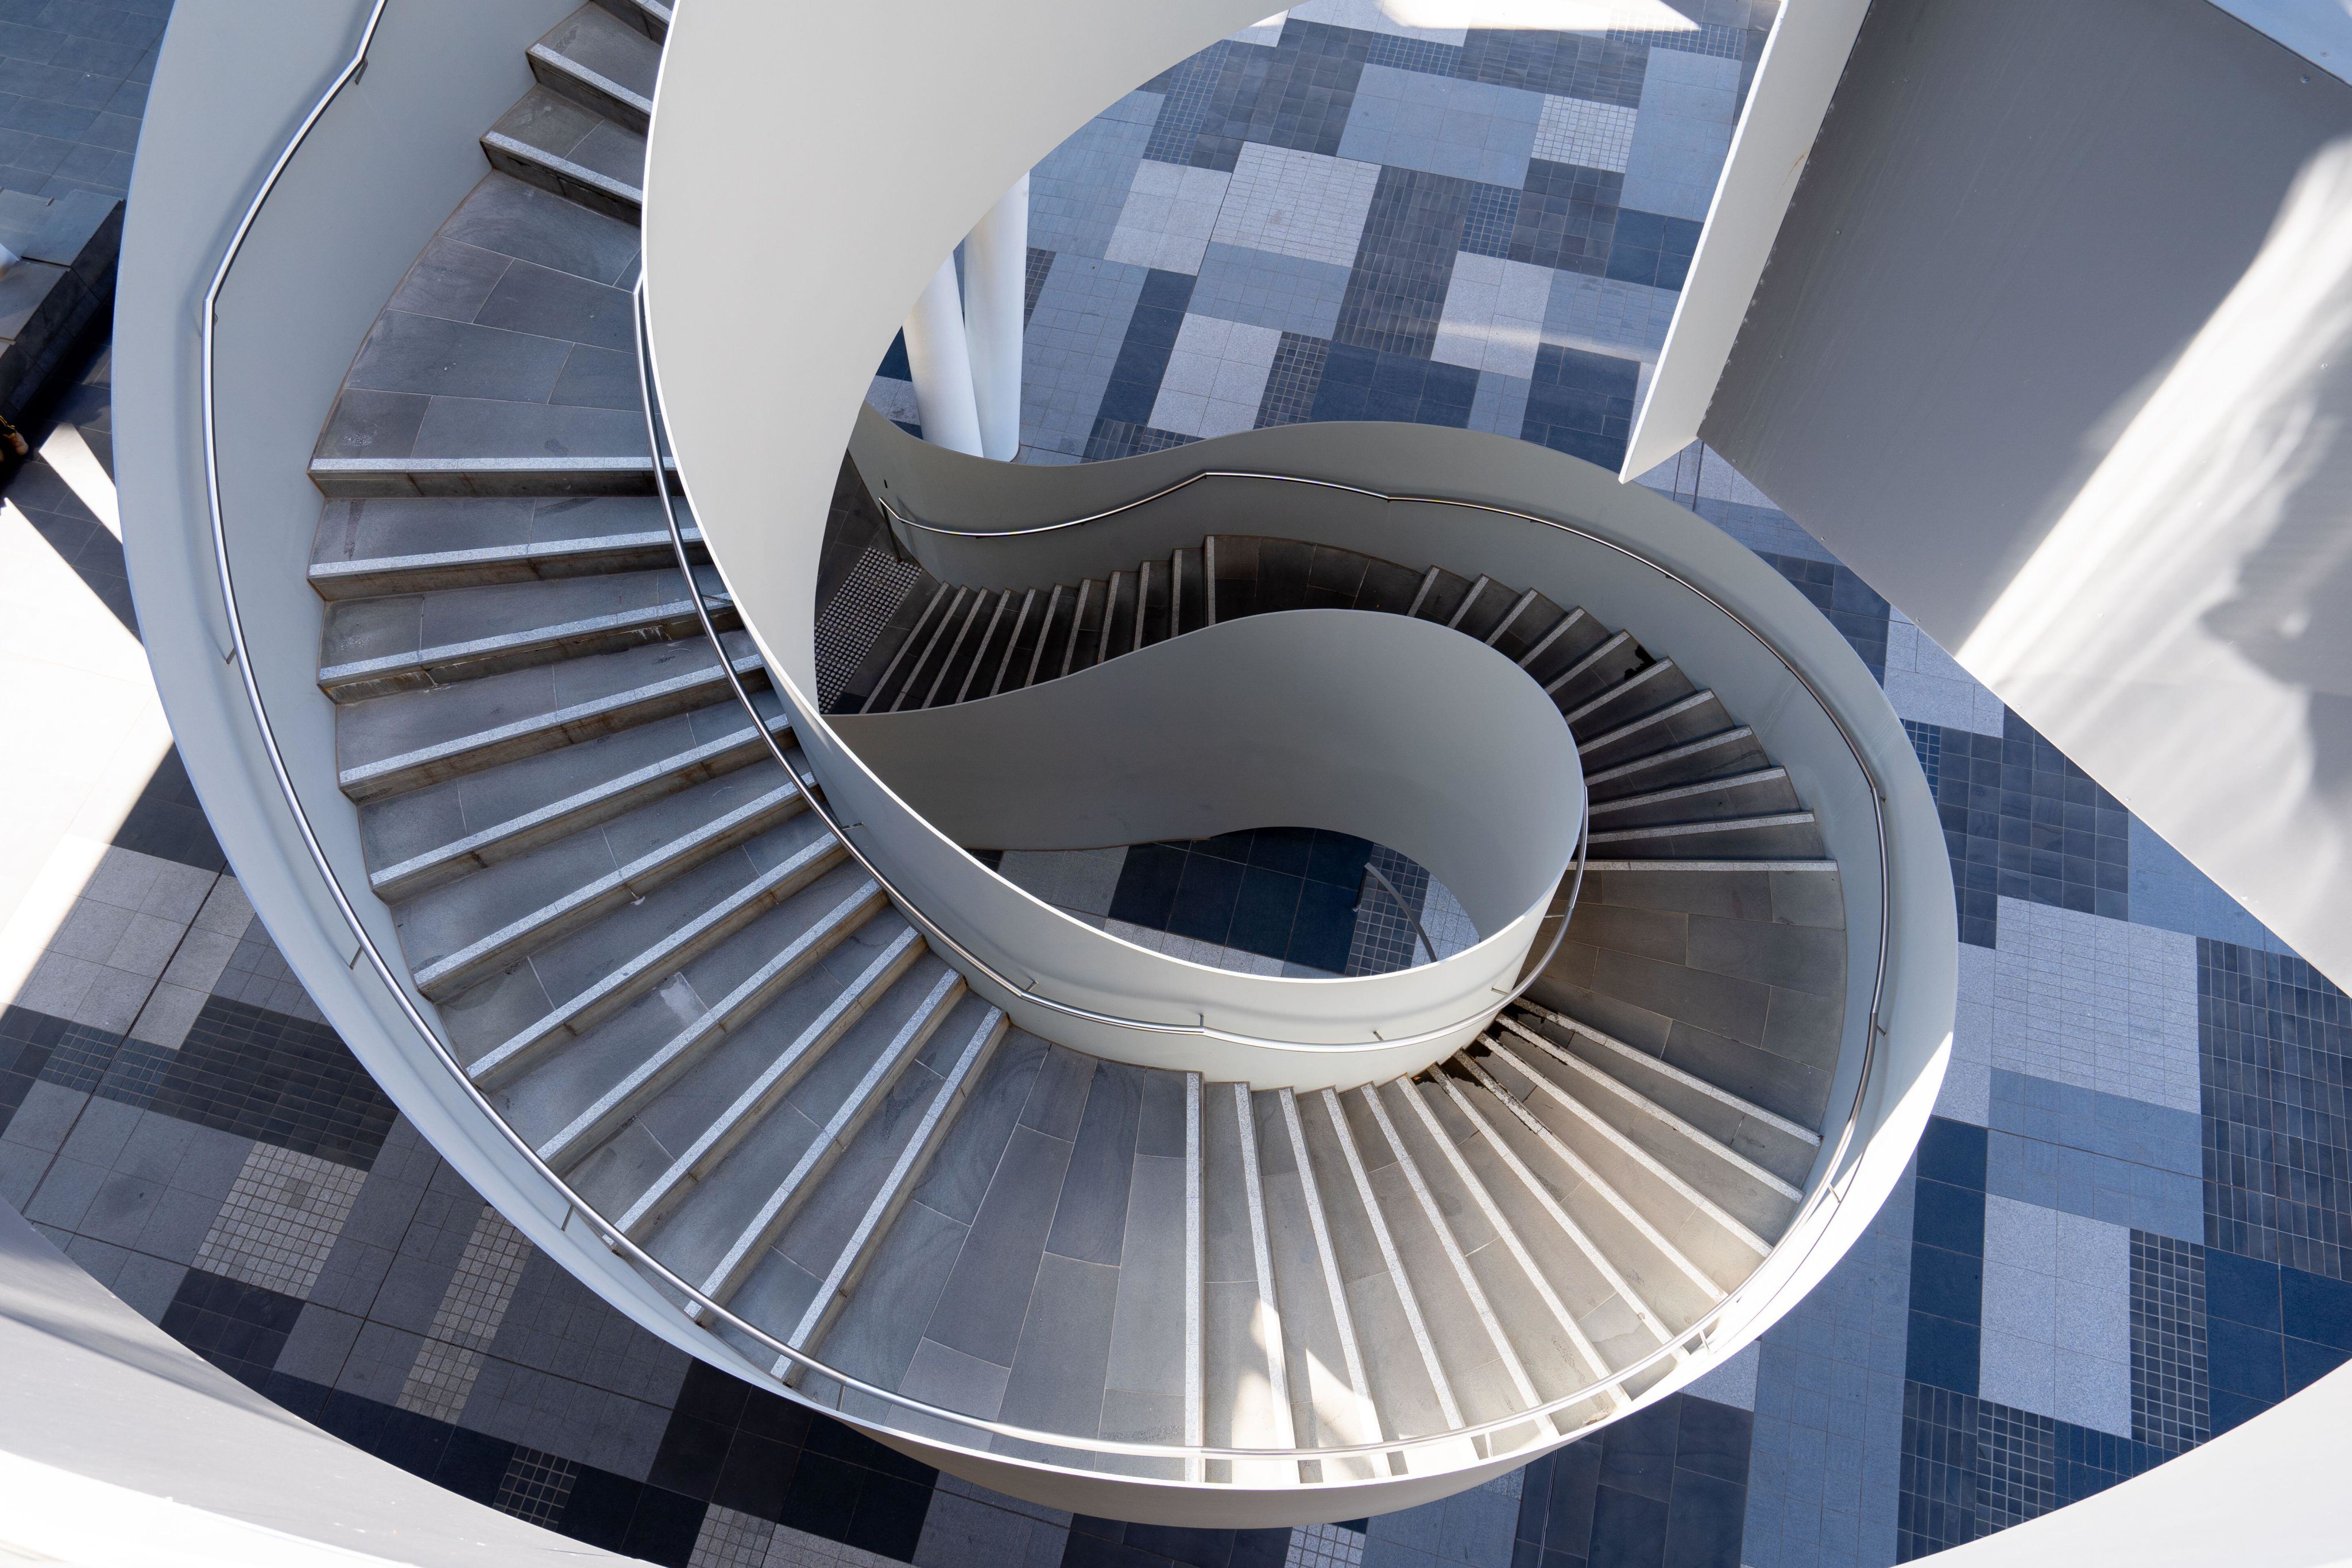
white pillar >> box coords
[902,253,984,456]
[962,173,1029,461]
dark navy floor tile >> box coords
[1910,1245,1984,1325]
[1598,1397,1679,1501]
[1661,1470,1744,1568]
[2205,1317,2284,1403]
[1194,830,1259,865]
[846,1471,933,1561]
[1247,825,1316,877]
[780,1451,864,1543]
[112,748,227,873]
[1167,853,1246,945]
[1305,830,1373,888]
[1287,878,1359,972]
[1229,866,1305,961]
[1916,1117,1988,1191]
[2204,1250,2281,1330]
[1906,1310,1980,1395]
[1546,1439,1602,1554]
[1110,843,1188,928]
[647,1411,733,1500]
[2282,1264,2352,1350]
[1588,1484,1669,1568]
[624,1486,706,1567]
[434,1428,516,1507]
[375,1403,458,1481]
[713,1431,797,1521]
[2208,1388,2274,1437]
[1912,1176,1986,1256]
[2283,1334,2350,1397]
[558,1466,644,1553]
[1673,1397,1752,1485]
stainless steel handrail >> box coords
[192,0,1901,1477]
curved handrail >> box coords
[190,0,1902,1478]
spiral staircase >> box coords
[114,0,1958,1530]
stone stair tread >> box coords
[319,564,727,698]
[335,630,760,797]
[531,2,659,129]
[310,495,693,598]
[483,83,646,219]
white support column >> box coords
[901,253,984,456]
[962,173,1028,461]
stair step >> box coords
[482,84,646,224]
[591,0,670,40]
[463,822,849,1090]
[309,454,672,500]
[1262,1088,1380,1480]
[401,765,809,999]
[538,878,889,1166]
[1586,811,1823,860]
[529,2,659,132]
[1581,726,1771,797]
[319,566,728,700]
[1577,689,1732,769]
[618,926,930,1239]
[1492,1015,1804,1203]
[1560,659,1691,731]
[309,497,697,599]
[1542,629,1635,700]
[777,1002,1011,1355]
[1510,1003,1823,1148]
[1585,766,1796,824]
[1579,858,1839,872]
[363,698,796,901]
[658,963,968,1302]
[1204,1080,1297,1485]
[335,631,763,801]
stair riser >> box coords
[482,134,643,225]
[369,734,785,902]
[339,662,767,802]
[1589,822,1824,861]
[414,793,808,1001]
[589,0,668,40]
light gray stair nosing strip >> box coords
[861,584,946,714]
[693,968,964,1298]
[537,878,883,1166]
[923,589,989,709]
[1577,690,1720,756]
[1320,1086,1462,1428]
[1544,629,1632,696]
[1170,550,1189,638]
[988,589,1035,698]
[309,527,699,586]
[411,782,802,993]
[1276,1087,1378,1448]
[1483,587,1541,646]
[1060,580,1094,679]
[777,1005,1006,1346]
[372,715,790,895]
[1494,1015,1804,1202]
[1585,767,1790,816]
[618,926,927,1236]
[480,129,642,203]
[1134,560,1154,655]
[959,591,1012,703]
[1184,1072,1206,1478]
[1203,538,1218,628]
[320,593,705,688]
[1459,1051,1724,1300]
[1398,1078,1620,1413]
[1097,570,1125,667]
[1515,606,1586,670]
[1509,1003,1821,1147]
[466,829,841,1086]
[528,40,653,116]
[1444,575,1492,630]
[1482,1035,1770,1256]
[1582,726,1755,787]
[1436,1071,1681,1352]
[1580,858,1838,872]
[1232,1082,1298,1453]
[1359,1083,1541,1415]
[1403,565,1442,620]
[1560,659,1677,730]
[1024,584,1063,689]
[1588,811,1817,846]
[891,587,967,713]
